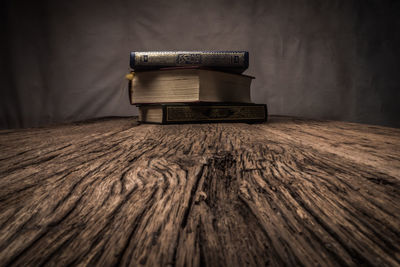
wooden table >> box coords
[0,116,399,266]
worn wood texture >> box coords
[0,116,399,266]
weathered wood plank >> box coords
[0,116,399,266]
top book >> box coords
[130,51,249,74]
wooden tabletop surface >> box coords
[0,116,399,266]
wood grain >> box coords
[0,116,399,266]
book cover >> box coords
[130,51,249,73]
[138,103,267,124]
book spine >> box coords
[161,104,267,124]
[130,51,249,73]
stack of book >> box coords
[127,51,267,124]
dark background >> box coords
[1,0,399,129]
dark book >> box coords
[137,103,267,124]
[130,51,249,73]
[129,68,253,104]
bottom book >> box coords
[137,103,267,124]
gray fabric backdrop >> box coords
[1,0,399,128]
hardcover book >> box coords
[129,68,253,104]
[130,51,249,73]
[138,103,267,124]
